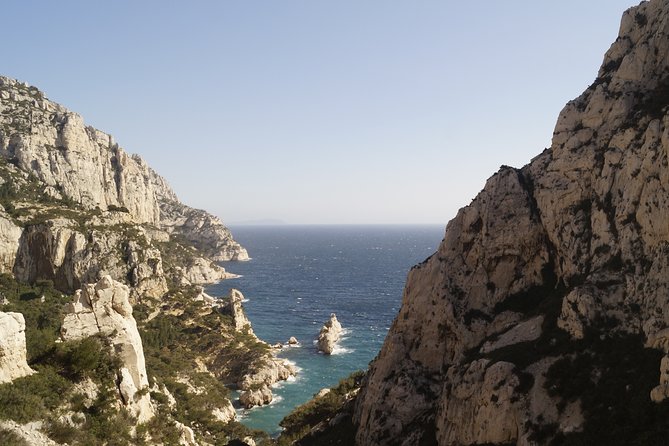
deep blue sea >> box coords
[207,225,444,435]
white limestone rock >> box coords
[13,218,168,299]
[0,209,21,274]
[228,288,253,333]
[0,312,35,383]
[212,400,237,423]
[0,420,58,446]
[239,384,273,409]
[480,315,543,354]
[317,313,343,355]
[0,75,248,265]
[61,275,154,422]
[237,357,297,408]
[353,2,669,444]
[174,420,198,446]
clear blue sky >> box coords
[1,1,638,224]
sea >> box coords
[207,224,445,436]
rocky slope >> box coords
[0,76,274,445]
[0,75,247,261]
[347,1,669,445]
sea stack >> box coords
[317,313,343,355]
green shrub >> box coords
[0,367,72,423]
[279,370,364,443]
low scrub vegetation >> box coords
[277,370,364,446]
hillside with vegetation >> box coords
[0,75,290,446]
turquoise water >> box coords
[207,225,444,436]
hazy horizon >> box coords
[1,1,638,225]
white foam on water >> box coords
[330,345,354,355]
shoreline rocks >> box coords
[317,313,343,355]
[238,358,297,408]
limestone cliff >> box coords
[0,75,246,261]
[0,76,266,444]
[350,1,669,445]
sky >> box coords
[1,1,639,224]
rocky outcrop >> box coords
[176,257,232,285]
[352,1,669,445]
[0,312,34,383]
[0,420,58,446]
[12,217,168,299]
[0,77,160,224]
[212,400,237,423]
[239,384,274,409]
[0,75,247,262]
[159,200,249,261]
[61,275,154,422]
[0,209,21,274]
[238,358,297,409]
[227,288,253,332]
[317,313,343,355]
[229,288,297,406]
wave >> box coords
[330,345,354,355]
[236,395,285,414]
[272,374,299,389]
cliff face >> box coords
[0,77,271,445]
[0,75,247,261]
[353,1,669,444]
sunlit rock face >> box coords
[317,313,343,355]
[61,275,154,423]
[0,312,35,383]
[0,75,247,263]
[353,1,669,444]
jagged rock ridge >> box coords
[349,1,669,445]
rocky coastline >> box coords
[0,75,277,445]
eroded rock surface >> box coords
[352,1,669,444]
[61,275,154,422]
[0,75,247,264]
[317,313,343,355]
[0,312,34,383]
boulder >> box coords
[239,384,273,409]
